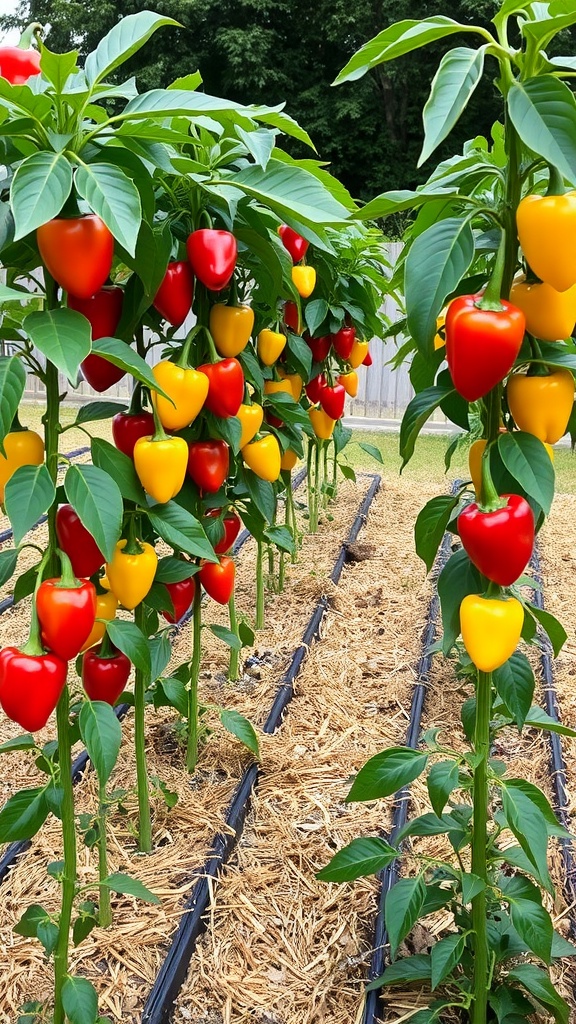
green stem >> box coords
[255,538,265,630]
[53,687,77,1024]
[306,439,314,528]
[322,440,329,507]
[471,669,492,1024]
[187,583,202,771]
[97,777,112,929]
[287,476,298,564]
[134,602,152,853]
[228,591,239,682]
[311,441,321,533]
[43,274,60,577]
[332,442,338,493]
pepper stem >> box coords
[546,165,565,197]
[54,549,80,589]
[21,549,51,656]
[127,381,143,416]
[187,582,202,771]
[134,601,152,852]
[123,516,144,556]
[150,396,169,442]
[176,325,201,369]
[479,447,506,513]
[18,22,43,49]
[476,234,506,312]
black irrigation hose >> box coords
[142,472,382,1024]
[0,465,309,884]
[531,541,576,940]
[362,524,455,1024]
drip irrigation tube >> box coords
[0,466,309,885]
[142,472,381,1024]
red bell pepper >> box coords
[112,410,156,459]
[186,228,237,291]
[55,504,105,579]
[332,326,356,360]
[0,647,66,731]
[36,552,97,661]
[278,225,309,263]
[204,509,242,554]
[0,24,41,84]
[304,333,332,362]
[187,440,229,493]
[161,576,196,624]
[198,555,235,604]
[153,260,194,327]
[306,373,327,404]
[82,643,131,706]
[197,358,244,418]
[319,382,346,420]
[446,294,526,401]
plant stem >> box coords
[471,669,492,1024]
[322,440,329,507]
[332,440,338,493]
[53,687,77,1024]
[286,474,298,563]
[97,778,112,928]
[187,582,202,772]
[255,538,265,629]
[134,602,152,853]
[306,439,314,529]
[228,591,239,682]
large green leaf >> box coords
[64,463,123,562]
[90,336,168,396]
[223,159,350,225]
[11,151,72,239]
[334,17,479,84]
[366,953,432,991]
[75,162,141,256]
[430,932,465,990]
[101,871,159,903]
[508,75,576,185]
[0,355,26,454]
[497,432,554,515]
[509,898,553,965]
[79,700,122,787]
[405,217,474,354]
[121,88,246,120]
[0,786,49,843]
[148,502,216,561]
[24,308,91,384]
[91,437,147,505]
[492,652,534,729]
[61,976,98,1024]
[522,1,576,52]
[414,494,458,572]
[84,11,179,87]
[501,781,553,893]
[420,47,486,166]
[426,760,459,818]
[316,836,398,883]
[354,187,457,222]
[385,876,427,958]
[5,464,56,546]
[106,619,151,679]
[347,747,428,803]
[508,964,569,1024]
[219,709,260,758]
[399,384,454,469]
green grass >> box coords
[345,428,576,495]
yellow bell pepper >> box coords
[236,403,264,449]
[468,439,487,500]
[516,190,576,293]
[338,371,358,398]
[509,276,576,342]
[210,303,254,357]
[242,434,281,481]
[152,361,209,431]
[506,370,575,444]
[80,591,118,653]
[280,449,298,471]
[434,312,446,350]
[257,328,286,366]
[133,434,188,504]
[0,429,44,503]
[264,379,293,398]
[291,265,316,298]
[278,369,303,401]
[106,539,158,611]
[460,594,524,672]
[348,340,369,369]
[309,406,336,440]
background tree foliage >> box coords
[3,0,571,228]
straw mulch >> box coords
[0,477,376,1019]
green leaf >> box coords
[264,525,295,554]
[5,464,56,546]
[73,911,98,947]
[209,624,242,650]
[0,786,49,842]
[405,217,474,355]
[106,619,150,679]
[338,463,356,482]
[148,633,172,684]
[414,494,458,573]
[508,963,569,1024]
[155,557,198,584]
[0,732,35,753]
[13,904,50,938]
[236,125,275,169]
[508,75,576,185]
[492,652,535,729]
[0,546,18,587]
[157,677,188,717]
[335,17,478,84]
[62,976,98,1024]
[24,308,91,384]
[0,356,26,453]
[84,11,179,87]
[238,620,255,647]
[0,283,38,303]
[437,547,482,654]
[399,384,454,469]
[74,401,127,425]
[501,781,554,893]
[497,433,554,515]
[79,701,122,787]
[148,502,216,561]
[346,747,428,803]
[430,932,465,989]
[509,898,553,965]
[75,162,142,256]
[385,876,426,958]
[101,871,159,903]
[366,953,432,991]
[551,930,576,959]
[524,705,576,737]
[358,442,384,465]
[427,759,459,817]
[305,299,329,336]
[91,437,147,506]
[316,836,397,883]
[244,471,276,524]
[286,331,313,380]
[219,708,260,758]
[120,219,172,299]
[39,46,78,91]
[11,151,73,239]
[461,872,485,904]
[420,47,486,166]
[64,464,123,562]
[354,187,457,223]
[224,159,349,226]
[525,602,567,657]
[37,920,59,956]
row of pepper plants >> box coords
[320,2,576,1023]
[0,13,388,1024]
